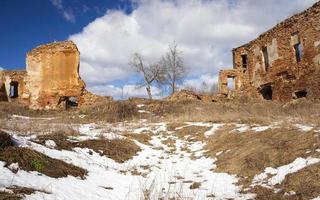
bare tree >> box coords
[160,41,187,94]
[129,53,163,99]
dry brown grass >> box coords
[279,163,320,199]
[33,132,141,163]
[2,98,320,126]
[77,139,141,163]
[122,132,152,145]
[0,146,87,179]
[0,102,57,119]
[0,186,47,200]
[0,131,87,179]
[162,137,176,151]
[166,122,186,131]
[205,125,320,179]
[142,99,320,125]
[252,166,320,200]
[0,131,14,148]
[174,125,211,142]
[79,101,139,122]
[251,186,288,200]
[35,132,75,150]
[189,182,201,190]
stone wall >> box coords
[219,2,320,101]
[0,70,27,102]
[218,69,243,95]
[0,41,111,110]
[25,41,86,109]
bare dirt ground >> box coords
[0,99,320,199]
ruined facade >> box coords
[219,2,320,101]
[0,41,108,110]
[0,70,27,102]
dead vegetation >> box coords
[279,163,320,199]
[166,122,186,131]
[205,125,320,179]
[78,139,141,163]
[189,182,201,190]
[174,125,210,142]
[35,132,75,150]
[138,98,320,125]
[0,102,56,119]
[0,131,87,179]
[2,97,320,126]
[33,131,142,163]
[123,132,152,145]
[0,186,46,200]
[79,101,139,122]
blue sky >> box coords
[0,0,317,98]
[0,0,132,69]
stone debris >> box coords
[165,90,223,102]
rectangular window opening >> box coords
[227,77,235,90]
[262,46,270,71]
[293,90,307,99]
[241,54,248,69]
[294,42,303,63]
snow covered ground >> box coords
[0,122,255,200]
[0,119,319,199]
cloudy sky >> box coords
[0,0,318,98]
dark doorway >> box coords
[66,97,78,110]
[294,90,307,99]
[241,54,248,68]
[9,81,19,98]
[262,46,270,71]
[260,85,272,100]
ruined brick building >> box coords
[219,2,320,101]
[0,41,107,110]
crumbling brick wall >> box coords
[218,69,243,95]
[0,70,27,102]
[219,2,320,101]
[25,41,86,109]
[0,41,111,110]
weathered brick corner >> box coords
[219,2,320,101]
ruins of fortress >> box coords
[0,41,107,110]
[219,2,320,101]
[1,2,320,110]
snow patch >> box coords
[252,157,320,187]
[294,124,313,132]
[0,122,255,200]
[45,140,56,149]
[204,124,224,137]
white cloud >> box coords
[0,67,3,71]
[62,9,75,23]
[70,0,317,98]
[50,0,75,23]
[50,0,63,10]
[181,74,219,93]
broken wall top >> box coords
[27,40,79,57]
[0,70,27,77]
[26,40,85,109]
[232,1,320,52]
